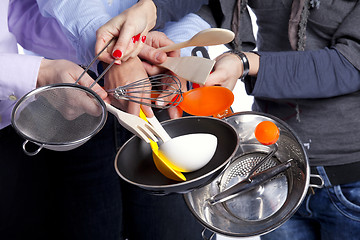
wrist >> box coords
[225,50,250,81]
[37,58,52,88]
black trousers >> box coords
[0,115,204,240]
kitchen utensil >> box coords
[114,116,239,195]
[11,83,108,156]
[206,121,282,205]
[11,39,160,156]
[178,86,234,116]
[139,110,218,180]
[107,74,183,109]
[139,109,186,181]
[184,112,312,238]
[159,133,217,172]
[105,103,159,144]
[207,158,293,205]
[158,28,235,53]
[157,56,215,85]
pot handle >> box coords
[309,174,324,188]
[201,228,215,240]
[22,140,44,156]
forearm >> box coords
[153,0,208,29]
[0,54,42,129]
[8,0,78,62]
[242,48,360,99]
[36,0,112,65]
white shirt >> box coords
[36,0,210,64]
[0,0,42,129]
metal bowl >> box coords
[184,112,309,237]
[114,116,239,195]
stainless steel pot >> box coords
[184,112,312,238]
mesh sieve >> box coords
[11,84,107,147]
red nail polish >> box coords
[210,69,214,74]
[141,36,146,43]
[192,83,200,88]
[112,49,122,58]
[132,33,141,43]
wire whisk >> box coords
[107,74,183,109]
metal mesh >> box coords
[12,85,106,145]
[220,152,278,190]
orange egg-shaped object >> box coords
[254,121,280,145]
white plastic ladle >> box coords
[140,110,218,180]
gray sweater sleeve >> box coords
[153,0,209,29]
[244,48,360,99]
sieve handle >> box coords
[201,228,215,240]
[22,140,44,156]
[207,159,293,205]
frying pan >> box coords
[114,116,239,195]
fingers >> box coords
[75,70,108,100]
[167,106,183,119]
[139,44,167,64]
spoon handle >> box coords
[158,41,190,52]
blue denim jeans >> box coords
[0,114,204,240]
[261,166,360,240]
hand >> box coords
[104,56,153,116]
[37,59,108,120]
[139,31,181,75]
[138,31,184,119]
[204,52,243,91]
[95,0,157,64]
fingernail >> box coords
[210,69,214,74]
[132,33,141,43]
[141,36,146,43]
[112,49,122,59]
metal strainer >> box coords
[11,38,161,156]
[11,84,107,156]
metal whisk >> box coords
[107,74,183,109]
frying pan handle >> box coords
[201,228,215,240]
[22,140,44,156]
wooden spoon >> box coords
[158,28,235,53]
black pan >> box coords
[114,116,239,195]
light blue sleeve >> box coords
[36,0,112,66]
[160,13,211,57]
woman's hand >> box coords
[95,0,157,64]
[139,31,180,75]
[204,52,243,91]
[103,56,154,116]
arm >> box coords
[153,0,209,29]
[36,0,112,65]
[8,0,77,62]
[244,49,360,99]
[207,48,360,99]
[0,54,41,129]
[207,2,360,99]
